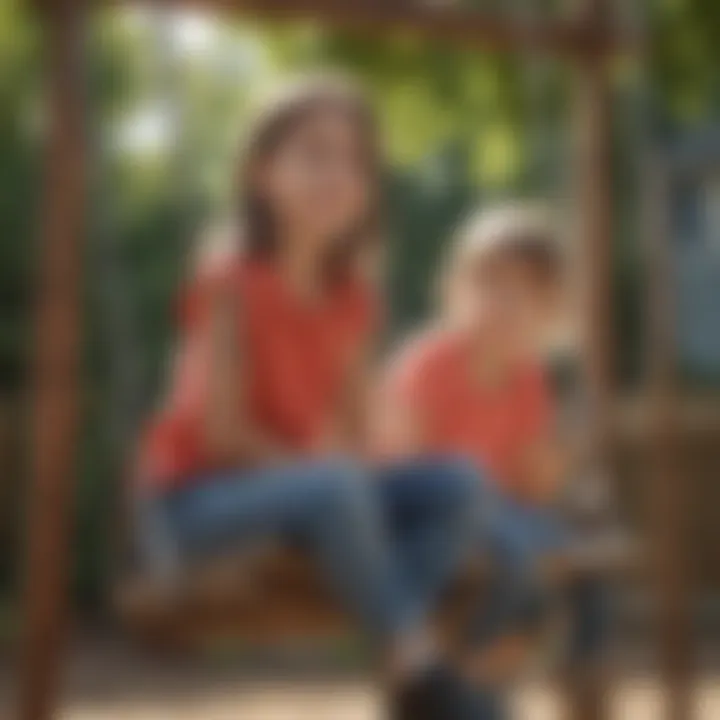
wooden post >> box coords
[568,1,613,718]
[18,2,87,719]
[645,160,692,720]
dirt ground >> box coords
[2,637,719,719]
[59,681,378,720]
[56,679,720,720]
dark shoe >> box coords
[391,664,477,720]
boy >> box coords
[382,204,605,695]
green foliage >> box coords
[0,1,41,391]
[653,0,720,123]
[0,0,42,604]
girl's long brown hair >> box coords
[236,75,384,284]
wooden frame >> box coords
[18,2,665,720]
[123,0,636,57]
[19,4,87,720]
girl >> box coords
[136,76,481,720]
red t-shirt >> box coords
[384,328,553,490]
[137,255,374,489]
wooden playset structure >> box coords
[19,1,693,720]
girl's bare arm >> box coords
[201,280,285,465]
[327,343,375,457]
[329,341,427,461]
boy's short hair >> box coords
[445,202,564,288]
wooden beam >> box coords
[131,0,635,59]
[574,16,615,437]
[18,2,87,719]
[644,159,692,720]
[613,395,720,442]
[566,0,614,716]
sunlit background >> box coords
[2,1,720,717]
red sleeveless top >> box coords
[385,329,552,489]
[137,255,375,489]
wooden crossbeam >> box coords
[118,0,637,58]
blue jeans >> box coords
[143,456,481,641]
[463,493,607,720]
[473,492,607,664]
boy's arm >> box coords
[325,346,427,460]
[511,368,569,504]
[374,351,430,459]
[380,386,425,458]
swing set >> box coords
[19,1,691,720]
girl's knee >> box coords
[310,459,372,513]
[438,457,483,505]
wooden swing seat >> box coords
[116,526,641,650]
[116,545,361,646]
